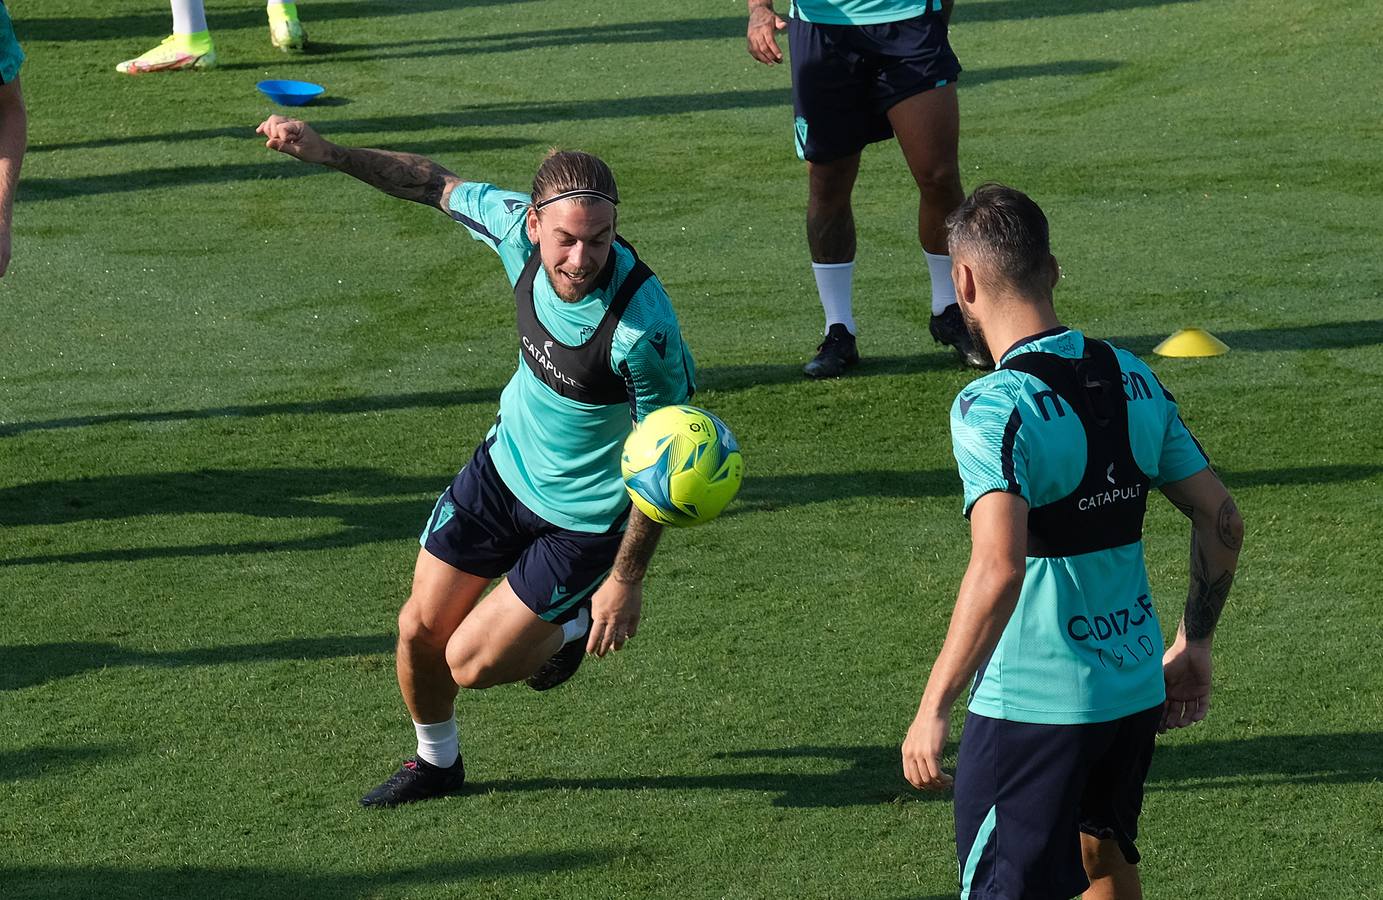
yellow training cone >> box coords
[1153,328,1230,358]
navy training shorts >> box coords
[418,439,626,626]
[788,10,960,163]
[952,706,1162,899]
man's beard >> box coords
[959,304,988,357]
[545,261,595,303]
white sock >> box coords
[560,607,591,646]
[171,0,209,35]
[812,261,855,334]
[925,251,957,316]
[414,717,459,768]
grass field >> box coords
[3,0,1381,897]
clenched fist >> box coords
[256,115,334,165]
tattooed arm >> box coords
[256,115,461,211]
[586,506,664,657]
[1157,467,1245,731]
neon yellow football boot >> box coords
[115,32,217,75]
[268,3,307,51]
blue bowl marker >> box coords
[256,79,325,107]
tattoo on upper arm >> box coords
[1217,496,1243,551]
[329,145,455,208]
[1183,531,1234,641]
[1169,498,1195,519]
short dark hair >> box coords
[945,183,1052,296]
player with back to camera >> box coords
[902,184,1244,899]
[746,0,989,377]
[257,114,697,808]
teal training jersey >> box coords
[448,182,696,533]
[790,0,939,26]
[951,328,1209,724]
[0,2,23,84]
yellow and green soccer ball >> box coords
[621,405,744,527]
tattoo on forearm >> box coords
[327,145,454,207]
[1217,496,1243,551]
[1183,531,1234,641]
[612,511,663,584]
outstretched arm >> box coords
[903,492,1028,791]
[1158,467,1244,731]
[587,506,664,657]
[0,75,26,276]
[256,115,462,211]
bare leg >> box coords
[446,579,565,689]
[887,84,963,255]
[1081,833,1143,900]
[395,548,492,724]
[806,153,862,263]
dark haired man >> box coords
[257,116,696,807]
[902,184,1243,898]
[747,0,987,376]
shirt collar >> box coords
[998,326,1071,366]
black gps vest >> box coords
[514,237,654,406]
[1001,339,1151,558]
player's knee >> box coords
[447,645,502,690]
[807,166,856,208]
[913,160,961,199]
[397,596,450,650]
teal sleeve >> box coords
[951,382,1029,516]
[446,182,531,274]
[0,5,23,84]
[618,312,695,422]
[1151,378,1210,486]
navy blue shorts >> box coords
[953,706,1161,899]
[418,440,626,626]
[788,11,960,163]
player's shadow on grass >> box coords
[959,0,1198,23]
[733,469,960,515]
[0,354,934,439]
[35,59,1116,156]
[476,743,931,809]
[22,0,1192,44]
[700,353,965,395]
[0,745,124,781]
[1108,319,1383,355]
[0,851,605,900]
[478,732,1383,809]
[0,388,498,438]
[1219,463,1383,490]
[0,467,441,566]
[0,635,394,692]
[17,137,536,203]
[1150,731,1383,790]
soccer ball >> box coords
[621,405,744,527]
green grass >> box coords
[3,0,1381,897]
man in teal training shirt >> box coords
[257,115,696,808]
[747,0,987,377]
[902,184,1244,899]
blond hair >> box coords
[530,149,619,210]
